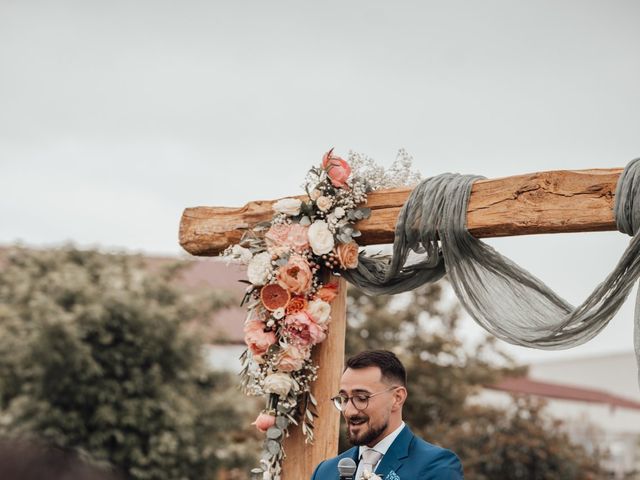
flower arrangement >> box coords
[362,471,382,480]
[223,149,420,480]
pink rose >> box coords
[277,255,312,295]
[265,223,291,254]
[252,412,276,432]
[277,344,309,372]
[284,311,327,347]
[244,320,276,356]
[287,223,310,253]
[322,149,351,188]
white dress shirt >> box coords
[354,421,406,479]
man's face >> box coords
[339,366,396,447]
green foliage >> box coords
[0,246,249,479]
[342,283,603,479]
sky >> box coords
[2,0,640,370]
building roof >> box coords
[488,376,640,411]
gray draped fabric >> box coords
[344,159,640,384]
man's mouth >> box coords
[348,418,367,426]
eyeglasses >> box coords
[331,386,400,412]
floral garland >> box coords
[223,149,420,480]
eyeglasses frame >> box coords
[331,385,401,412]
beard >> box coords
[345,414,388,446]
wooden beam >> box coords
[179,167,622,256]
[280,278,347,480]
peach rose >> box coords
[287,223,310,253]
[336,241,359,269]
[252,412,276,432]
[315,283,339,303]
[322,149,351,188]
[277,344,309,372]
[284,311,327,347]
[244,320,276,356]
[286,296,308,314]
[277,255,312,295]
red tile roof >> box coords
[488,376,640,410]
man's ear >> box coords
[392,387,407,411]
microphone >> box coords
[338,457,357,480]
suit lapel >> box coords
[374,425,413,478]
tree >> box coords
[0,246,252,480]
[342,282,603,479]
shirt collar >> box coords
[358,421,405,459]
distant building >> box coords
[477,354,640,479]
[529,351,640,403]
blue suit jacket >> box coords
[310,425,463,480]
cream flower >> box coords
[247,252,272,286]
[231,245,253,264]
[263,372,295,397]
[272,197,302,216]
[308,220,334,255]
[362,472,381,480]
[316,195,333,212]
[307,299,331,325]
[309,188,322,201]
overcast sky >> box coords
[2,0,640,370]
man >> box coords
[311,350,463,480]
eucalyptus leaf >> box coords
[275,416,289,429]
[359,207,372,218]
[267,427,282,439]
[267,440,281,455]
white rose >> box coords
[316,195,333,212]
[308,220,334,255]
[264,373,295,397]
[273,307,285,319]
[307,299,331,325]
[231,245,253,264]
[273,198,302,216]
[334,206,346,219]
[247,251,272,286]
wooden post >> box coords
[281,278,347,480]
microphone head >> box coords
[338,457,357,477]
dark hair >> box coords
[345,350,407,387]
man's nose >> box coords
[342,398,358,417]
